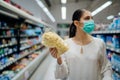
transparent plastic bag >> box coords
[42,28,69,57]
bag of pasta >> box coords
[42,31,69,57]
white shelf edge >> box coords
[12,48,49,80]
[20,42,41,51]
[0,43,17,48]
[106,46,120,53]
[0,0,53,28]
[0,9,18,19]
[92,30,120,34]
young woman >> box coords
[50,9,113,80]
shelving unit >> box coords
[0,45,44,70]
[0,0,51,80]
[92,30,120,80]
[20,42,41,51]
[92,30,120,34]
[106,46,120,54]
[112,68,120,76]
[20,35,38,37]
[0,0,53,28]
[0,43,17,48]
[0,50,17,59]
[0,35,17,38]
[12,48,49,80]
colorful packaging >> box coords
[112,35,120,48]
[106,36,113,47]
[112,72,120,80]
[111,54,120,73]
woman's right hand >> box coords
[49,48,58,58]
[49,48,62,65]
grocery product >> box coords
[106,36,113,47]
[111,54,120,72]
[112,35,120,48]
[42,31,69,57]
[108,17,120,30]
[112,72,120,80]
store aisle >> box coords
[29,54,59,80]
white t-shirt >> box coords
[55,37,113,80]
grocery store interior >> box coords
[0,0,120,80]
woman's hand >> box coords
[49,48,62,65]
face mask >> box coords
[82,20,95,34]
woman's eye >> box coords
[84,16,93,20]
[84,16,90,20]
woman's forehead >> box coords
[83,10,92,17]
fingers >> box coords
[49,48,58,58]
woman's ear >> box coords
[73,20,79,28]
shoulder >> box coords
[93,37,105,44]
[93,37,106,49]
[64,38,72,43]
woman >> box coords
[50,9,113,80]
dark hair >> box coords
[69,9,84,38]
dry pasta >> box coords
[42,32,69,57]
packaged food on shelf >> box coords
[112,72,120,80]
[24,29,36,36]
[42,31,69,57]
[108,17,120,30]
[0,49,4,55]
[0,49,41,80]
[4,0,11,3]
[95,23,109,31]
[106,50,113,61]
[0,22,8,28]
[111,54,120,73]
[106,36,113,47]
[112,35,120,49]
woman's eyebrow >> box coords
[84,16,90,18]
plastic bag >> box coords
[42,31,68,57]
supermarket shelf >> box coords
[57,28,69,31]
[20,35,38,38]
[0,50,17,59]
[112,68,120,76]
[20,40,28,44]
[0,45,44,71]
[20,42,41,51]
[0,43,17,48]
[0,35,17,38]
[0,9,18,19]
[0,27,16,30]
[0,0,53,28]
[12,48,49,80]
[92,30,120,34]
[107,46,120,53]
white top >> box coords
[55,37,113,80]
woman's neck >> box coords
[73,30,93,46]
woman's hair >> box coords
[69,9,84,38]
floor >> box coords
[29,54,60,80]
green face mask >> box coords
[82,20,95,34]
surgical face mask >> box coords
[82,20,95,34]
